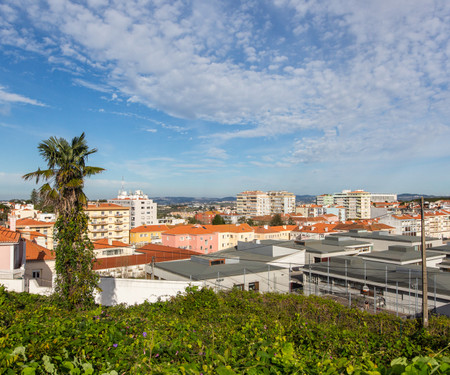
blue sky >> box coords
[1,0,449,199]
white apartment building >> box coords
[379,211,450,239]
[237,191,271,216]
[236,190,296,216]
[370,193,398,203]
[108,190,157,228]
[267,191,296,214]
[317,190,371,220]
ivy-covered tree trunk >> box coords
[53,206,99,309]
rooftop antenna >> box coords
[121,176,125,193]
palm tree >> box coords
[23,133,104,215]
[23,133,104,308]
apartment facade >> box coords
[237,190,295,216]
[85,203,130,244]
[108,189,157,228]
[317,190,371,220]
[15,218,55,250]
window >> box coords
[234,284,244,291]
[209,259,225,266]
[180,237,184,241]
[248,282,259,291]
[32,270,41,279]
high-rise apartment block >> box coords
[316,189,371,220]
[85,203,130,244]
[108,189,157,228]
[237,190,296,216]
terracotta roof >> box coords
[93,244,196,270]
[18,230,46,238]
[16,218,54,227]
[204,224,254,233]
[130,224,170,233]
[0,227,21,243]
[333,222,394,232]
[163,225,217,235]
[25,240,55,261]
[85,203,129,211]
[294,223,338,234]
[93,239,131,249]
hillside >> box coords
[0,286,449,374]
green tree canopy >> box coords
[212,214,225,225]
[23,133,104,309]
[270,214,284,226]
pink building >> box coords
[0,226,26,279]
[162,225,219,254]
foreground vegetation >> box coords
[0,286,449,374]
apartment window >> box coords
[200,237,203,241]
[180,237,184,241]
[248,282,259,291]
[32,270,41,279]
[210,245,212,249]
[234,284,244,291]
[102,212,105,215]
[93,233,97,237]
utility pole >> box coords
[151,256,155,280]
[421,197,429,328]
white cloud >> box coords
[0,86,46,114]
[1,0,449,167]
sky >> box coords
[0,0,449,200]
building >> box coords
[0,226,26,282]
[162,225,218,253]
[92,239,134,259]
[370,193,398,203]
[299,256,450,316]
[24,239,55,288]
[316,190,374,220]
[93,244,197,278]
[253,225,297,241]
[153,239,306,293]
[291,223,339,241]
[329,230,442,252]
[108,189,157,228]
[237,190,296,216]
[237,191,271,216]
[15,217,55,250]
[295,236,373,264]
[130,224,171,245]
[267,191,296,214]
[85,203,130,244]
[316,194,334,206]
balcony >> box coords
[115,220,123,224]
[114,213,123,218]
[91,228,108,233]
[91,214,108,218]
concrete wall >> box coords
[28,278,52,295]
[95,278,203,306]
[0,278,25,292]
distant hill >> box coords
[152,197,236,205]
[296,195,316,203]
[397,193,449,202]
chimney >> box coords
[264,225,268,229]
[9,214,16,232]
[108,238,112,245]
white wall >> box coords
[95,278,202,306]
[0,278,25,292]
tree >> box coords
[270,214,284,226]
[212,214,225,225]
[23,133,104,309]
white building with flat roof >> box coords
[108,190,157,229]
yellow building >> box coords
[85,203,130,244]
[130,224,171,244]
[209,224,255,250]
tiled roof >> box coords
[25,240,54,261]
[93,239,131,249]
[93,244,196,270]
[130,224,170,233]
[333,222,394,232]
[163,225,216,235]
[16,218,54,227]
[294,223,338,234]
[85,203,129,211]
[204,224,254,233]
[0,227,21,243]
